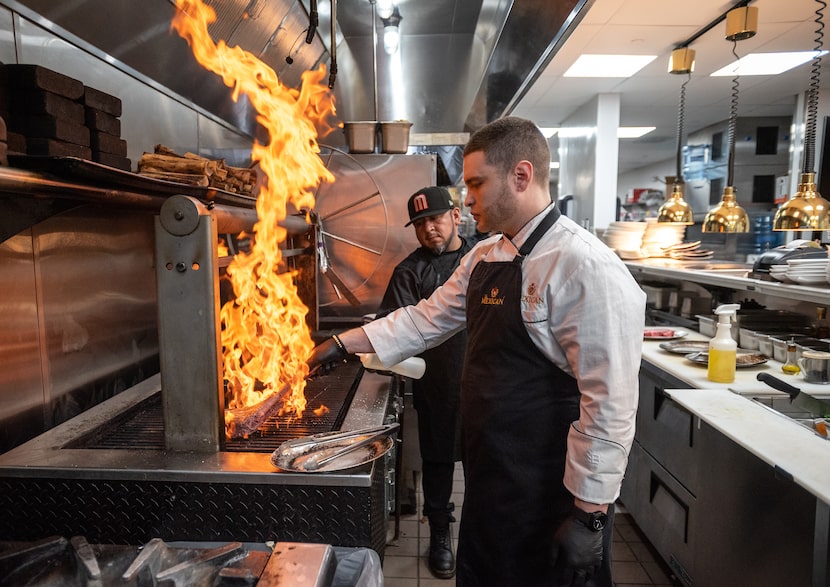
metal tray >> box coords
[658,340,710,354]
[684,351,768,368]
[8,155,256,208]
[270,435,394,473]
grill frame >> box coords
[0,368,400,555]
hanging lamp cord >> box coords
[676,73,691,180]
[804,0,827,174]
[727,40,740,188]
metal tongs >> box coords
[292,423,399,471]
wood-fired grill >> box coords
[0,191,400,558]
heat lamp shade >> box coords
[772,172,830,230]
[702,186,750,233]
[657,186,694,224]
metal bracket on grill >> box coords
[155,195,224,452]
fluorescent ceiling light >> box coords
[555,126,655,138]
[549,161,560,169]
[564,54,657,78]
[711,51,827,76]
[540,127,559,138]
[618,126,655,138]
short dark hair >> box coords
[463,117,550,187]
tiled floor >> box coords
[382,463,680,586]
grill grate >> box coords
[65,363,362,452]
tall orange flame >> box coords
[172,0,336,436]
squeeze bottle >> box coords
[357,353,426,379]
[707,303,740,383]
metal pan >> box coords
[270,423,399,473]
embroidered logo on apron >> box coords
[481,287,505,305]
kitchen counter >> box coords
[664,387,830,503]
[643,333,830,501]
[640,334,830,587]
[642,334,830,399]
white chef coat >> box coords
[362,204,646,504]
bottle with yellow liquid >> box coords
[781,340,801,375]
[708,303,740,383]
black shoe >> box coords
[428,523,455,579]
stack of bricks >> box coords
[84,86,129,171]
[0,64,130,171]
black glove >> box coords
[550,511,604,586]
[307,335,349,377]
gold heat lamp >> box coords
[702,186,750,232]
[773,172,830,230]
[657,47,695,225]
[702,5,754,234]
[773,1,830,231]
[658,181,694,224]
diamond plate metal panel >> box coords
[0,471,388,556]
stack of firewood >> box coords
[137,145,256,195]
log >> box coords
[225,383,291,438]
[154,144,181,157]
[137,169,209,186]
[138,152,215,175]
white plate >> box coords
[787,273,827,285]
[787,259,828,266]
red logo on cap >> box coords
[412,194,429,213]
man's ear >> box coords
[513,160,533,191]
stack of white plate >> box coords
[662,240,714,260]
[602,222,647,258]
[786,258,829,284]
[641,220,687,257]
[768,264,792,283]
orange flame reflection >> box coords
[172,0,336,437]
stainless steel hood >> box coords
[8,0,590,138]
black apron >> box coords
[456,208,611,586]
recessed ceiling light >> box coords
[711,51,827,76]
[564,54,657,78]
[618,126,655,138]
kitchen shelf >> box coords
[625,259,830,306]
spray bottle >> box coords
[708,303,740,383]
[357,353,426,379]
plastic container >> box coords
[344,121,377,153]
[358,353,425,379]
[708,304,740,383]
[379,120,412,154]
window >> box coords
[755,126,779,155]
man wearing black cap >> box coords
[375,186,474,579]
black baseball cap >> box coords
[405,186,455,226]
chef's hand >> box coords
[307,335,350,377]
[550,511,603,586]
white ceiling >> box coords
[512,0,825,175]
